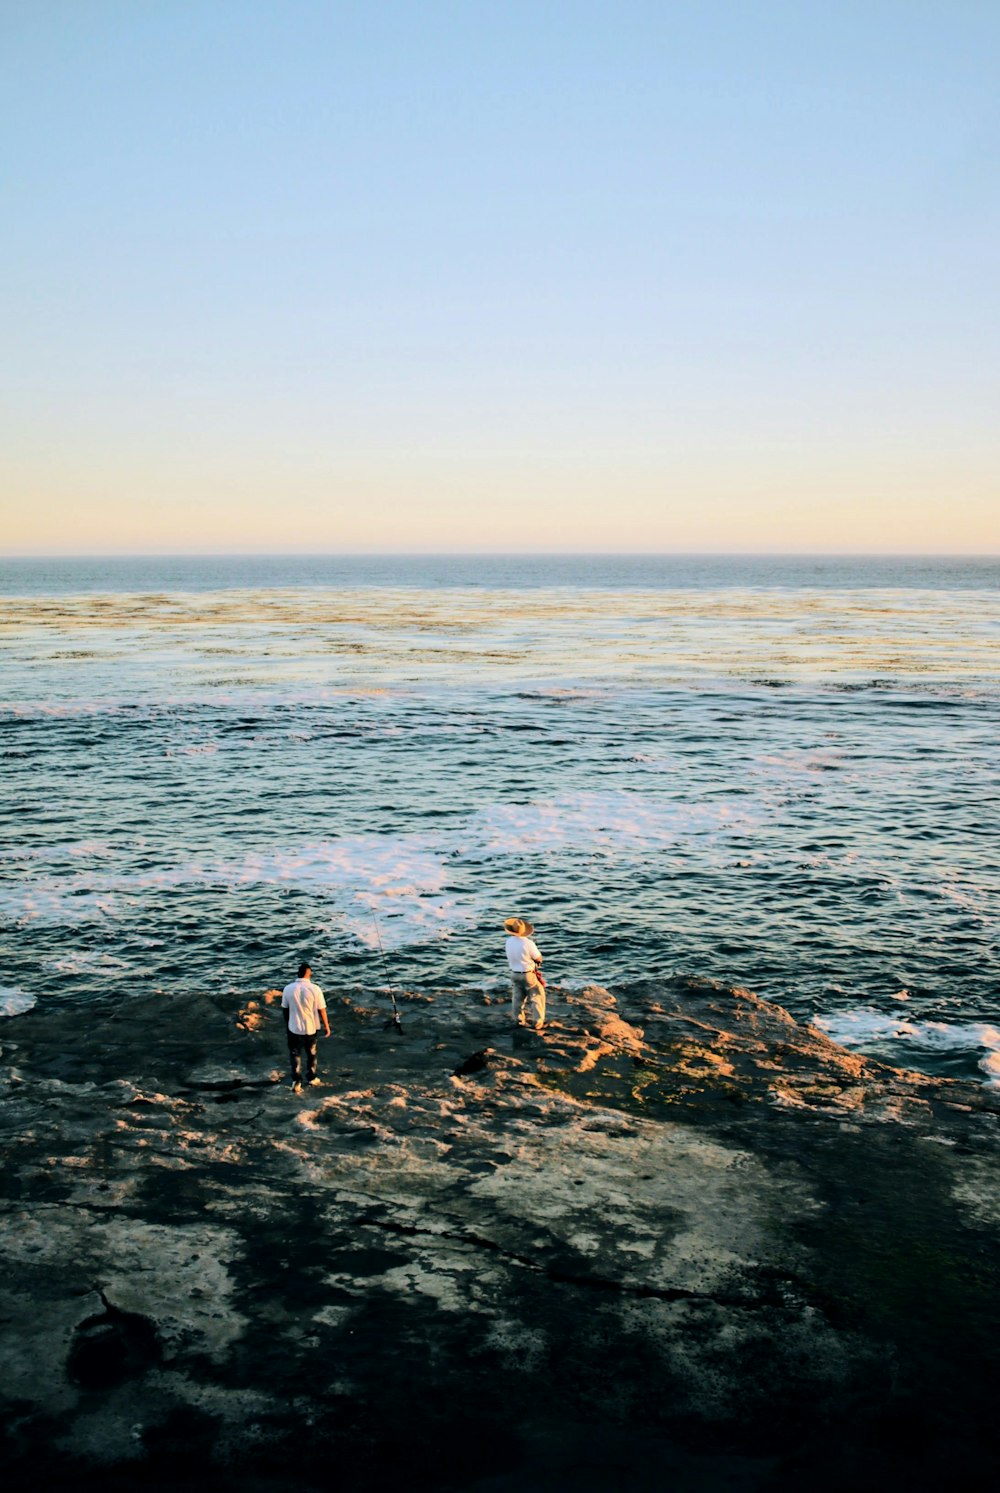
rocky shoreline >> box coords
[1,978,999,1490]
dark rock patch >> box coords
[453,1049,491,1077]
[67,1297,160,1390]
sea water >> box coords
[2,555,998,1086]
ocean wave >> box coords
[0,788,764,943]
[0,986,36,1017]
[0,686,409,719]
[204,839,466,952]
[751,749,849,778]
[4,841,117,866]
[452,791,762,858]
[49,951,132,975]
[0,886,124,924]
[323,893,476,953]
[813,1007,1000,1086]
[166,742,219,757]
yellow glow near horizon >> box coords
[4,445,997,555]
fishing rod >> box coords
[369,904,403,1033]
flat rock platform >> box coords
[1,979,998,1490]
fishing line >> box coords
[302,888,405,1033]
[369,901,403,1032]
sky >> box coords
[2,0,998,555]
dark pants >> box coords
[287,1030,318,1083]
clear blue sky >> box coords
[2,1,998,552]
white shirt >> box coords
[505,935,541,973]
[281,977,327,1036]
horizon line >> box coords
[3,550,999,562]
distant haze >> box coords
[2,2,998,556]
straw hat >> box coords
[503,917,526,935]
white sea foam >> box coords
[5,841,115,864]
[49,951,131,975]
[980,1050,1000,1085]
[752,749,848,777]
[336,893,472,951]
[221,838,468,952]
[0,986,36,1017]
[0,788,763,947]
[928,872,999,928]
[814,1008,1000,1086]
[163,837,471,952]
[0,836,462,948]
[0,883,123,924]
[209,838,447,893]
[1,701,121,717]
[453,791,760,858]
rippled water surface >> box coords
[2,556,998,1085]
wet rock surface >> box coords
[1,978,999,1490]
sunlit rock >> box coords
[1,977,998,1489]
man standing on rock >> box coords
[281,962,330,1093]
[504,917,545,1031]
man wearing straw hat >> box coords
[503,917,545,1030]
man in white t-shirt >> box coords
[503,916,545,1030]
[281,962,330,1093]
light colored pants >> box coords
[510,971,545,1028]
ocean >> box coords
[2,554,998,1086]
